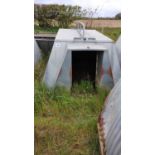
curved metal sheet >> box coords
[98,79,121,155]
[115,35,121,66]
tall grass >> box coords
[72,80,94,94]
[96,27,121,41]
[34,52,109,155]
[34,25,59,34]
[103,27,121,41]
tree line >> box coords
[34,4,121,28]
[34,4,87,28]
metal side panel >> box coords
[103,79,121,137]
[104,79,121,155]
[115,35,121,67]
[56,50,72,89]
[98,79,121,155]
[34,39,42,65]
[115,35,121,55]
[108,44,121,85]
[43,42,67,88]
[101,50,114,89]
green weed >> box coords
[100,27,121,41]
[34,25,59,34]
[34,50,109,155]
[87,27,121,41]
[72,80,95,95]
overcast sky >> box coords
[34,0,121,17]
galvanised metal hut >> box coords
[43,22,121,89]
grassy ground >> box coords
[34,24,120,154]
[87,27,121,41]
[102,27,121,41]
[34,54,109,155]
[34,25,59,34]
[34,25,121,41]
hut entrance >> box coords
[72,51,103,88]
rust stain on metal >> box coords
[108,67,113,79]
[100,66,104,81]
[98,113,106,155]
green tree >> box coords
[34,4,83,28]
[115,13,121,19]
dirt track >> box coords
[75,19,121,28]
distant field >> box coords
[75,19,121,28]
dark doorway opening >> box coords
[72,51,97,88]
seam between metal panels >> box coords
[98,113,106,155]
